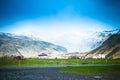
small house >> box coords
[80,55,86,59]
[63,55,69,59]
[76,53,86,59]
[92,54,105,59]
[38,53,48,59]
[14,56,24,60]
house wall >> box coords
[38,56,48,59]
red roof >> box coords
[15,56,24,60]
[38,53,47,56]
[81,56,86,58]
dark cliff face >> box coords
[88,34,120,59]
[103,34,120,58]
[0,32,67,58]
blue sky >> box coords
[0,0,120,52]
[0,0,120,30]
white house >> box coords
[38,53,48,59]
[92,54,105,59]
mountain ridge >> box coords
[87,34,120,59]
[0,32,67,58]
[87,29,120,51]
[8,29,120,52]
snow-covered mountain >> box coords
[87,34,120,59]
[20,32,43,41]
[87,29,120,51]
[4,29,120,53]
[0,32,67,58]
[47,29,120,52]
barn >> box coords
[38,53,48,59]
[14,56,24,60]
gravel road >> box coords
[0,66,120,80]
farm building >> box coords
[63,55,70,59]
[76,54,86,59]
[14,56,24,60]
[38,53,48,59]
[80,55,86,59]
[92,54,105,59]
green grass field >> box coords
[0,58,120,66]
[60,66,120,74]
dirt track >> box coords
[0,66,120,80]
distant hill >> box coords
[0,32,67,58]
[87,34,120,59]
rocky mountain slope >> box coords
[87,34,120,59]
[0,32,67,58]
[87,29,120,50]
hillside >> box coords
[87,34,120,59]
[0,32,67,58]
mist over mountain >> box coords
[0,32,67,58]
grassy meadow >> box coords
[60,66,120,74]
[0,58,120,66]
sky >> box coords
[0,0,120,52]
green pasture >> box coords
[0,58,120,66]
[60,66,120,74]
